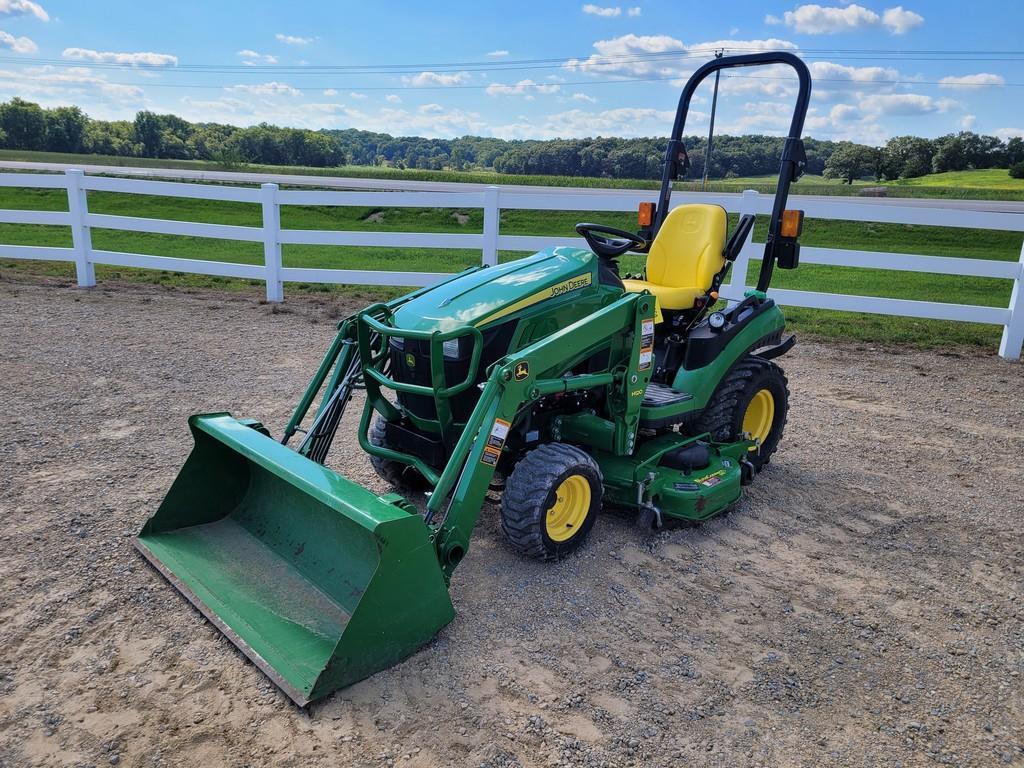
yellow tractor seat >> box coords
[623,203,728,312]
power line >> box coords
[1,46,1021,77]
[11,72,1020,92]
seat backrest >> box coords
[646,204,728,290]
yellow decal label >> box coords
[694,469,726,487]
[405,353,416,368]
[481,446,501,466]
[513,361,530,381]
[477,272,593,326]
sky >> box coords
[0,0,1021,145]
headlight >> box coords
[442,339,460,359]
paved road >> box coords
[2,159,1023,214]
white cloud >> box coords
[959,114,976,130]
[322,88,338,96]
[860,93,957,116]
[939,73,1005,89]
[349,91,367,100]
[225,81,301,97]
[582,4,621,17]
[0,0,47,21]
[571,92,597,103]
[829,103,860,123]
[404,70,471,87]
[566,34,796,79]
[627,6,641,15]
[0,66,144,115]
[62,48,178,67]
[486,50,509,58]
[494,106,682,140]
[994,128,1024,140]
[275,33,315,45]
[773,3,880,34]
[486,78,561,97]
[385,93,401,103]
[335,105,487,137]
[237,49,277,65]
[881,6,923,34]
[0,29,35,53]
[767,4,923,35]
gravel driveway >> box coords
[0,274,1021,768]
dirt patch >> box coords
[0,274,1022,768]
[363,210,385,224]
[450,211,471,226]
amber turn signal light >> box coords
[780,209,804,238]
[638,202,655,227]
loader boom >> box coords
[414,292,657,577]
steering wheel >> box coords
[575,223,647,259]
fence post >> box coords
[998,239,1024,360]
[723,189,758,300]
[482,185,500,267]
[261,183,283,302]
[65,169,95,287]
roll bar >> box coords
[652,51,812,293]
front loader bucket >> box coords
[134,413,454,706]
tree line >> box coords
[823,133,1024,184]
[0,97,1021,182]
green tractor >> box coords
[135,52,812,706]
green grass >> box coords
[3,149,1023,201]
[0,184,1020,351]
[889,168,1024,190]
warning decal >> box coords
[481,418,511,464]
[487,418,511,450]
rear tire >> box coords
[369,416,425,490]
[500,443,602,561]
[692,356,789,472]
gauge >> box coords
[708,312,727,331]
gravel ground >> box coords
[0,274,1022,768]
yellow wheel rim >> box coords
[545,475,591,542]
[742,388,775,445]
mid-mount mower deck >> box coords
[135,52,812,705]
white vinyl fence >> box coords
[1,168,1022,360]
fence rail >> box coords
[0,168,1021,359]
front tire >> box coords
[500,443,602,560]
[368,415,425,490]
[693,356,789,471]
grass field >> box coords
[889,168,1024,190]
[3,149,1023,201]
[1,182,1020,350]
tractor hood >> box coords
[391,247,599,333]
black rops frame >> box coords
[651,51,812,294]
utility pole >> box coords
[701,49,724,191]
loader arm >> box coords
[424,291,656,579]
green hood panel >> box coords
[392,247,599,333]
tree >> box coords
[1006,137,1024,167]
[931,134,969,173]
[879,136,934,179]
[83,119,139,156]
[44,106,88,153]
[823,143,880,184]
[0,97,47,150]
[133,111,164,157]
[1010,162,1024,179]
